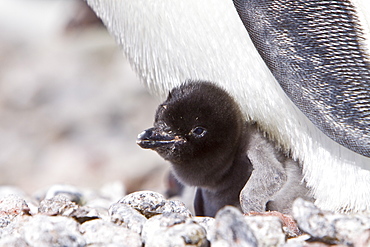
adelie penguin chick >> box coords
[137,81,312,217]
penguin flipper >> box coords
[233,0,370,157]
[240,136,288,213]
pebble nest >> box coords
[1,184,370,247]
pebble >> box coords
[1,186,370,246]
[211,206,258,247]
[244,215,286,247]
[0,194,30,217]
[0,194,30,231]
[80,219,142,247]
[141,212,208,247]
[293,198,370,246]
[109,202,147,234]
[192,216,215,240]
[38,194,79,216]
[23,215,86,247]
[118,190,192,218]
[44,184,83,204]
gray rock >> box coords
[0,235,30,247]
[163,199,193,217]
[192,216,215,240]
[353,229,370,247]
[244,215,286,247]
[0,189,38,216]
[246,211,300,238]
[0,195,30,230]
[0,194,30,216]
[0,190,39,216]
[142,212,208,247]
[118,191,166,218]
[119,191,192,218]
[293,198,370,245]
[210,206,258,247]
[71,206,101,224]
[23,215,86,247]
[44,184,83,205]
[109,202,147,234]
[39,194,101,223]
[0,216,11,229]
[38,194,79,216]
[284,234,311,247]
[0,214,27,239]
[80,219,142,247]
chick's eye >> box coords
[191,126,207,137]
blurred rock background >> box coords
[0,0,168,195]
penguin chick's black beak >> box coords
[136,127,185,149]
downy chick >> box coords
[137,81,312,216]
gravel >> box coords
[1,185,370,246]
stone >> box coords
[38,194,100,223]
[244,215,286,247]
[118,191,192,218]
[293,198,370,245]
[353,229,370,247]
[0,194,30,216]
[0,195,30,230]
[38,194,79,216]
[284,234,311,247]
[118,191,166,218]
[163,199,193,217]
[44,184,83,205]
[210,206,258,247]
[80,219,142,247]
[23,215,85,247]
[142,212,208,247]
[70,206,101,224]
[192,216,215,240]
[0,235,30,247]
[246,210,300,237]
[0,213,27,238]
[109,202,147,234]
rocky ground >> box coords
[1,185,370,246]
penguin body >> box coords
[86,0,370,212]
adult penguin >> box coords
[86,0,370,213]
